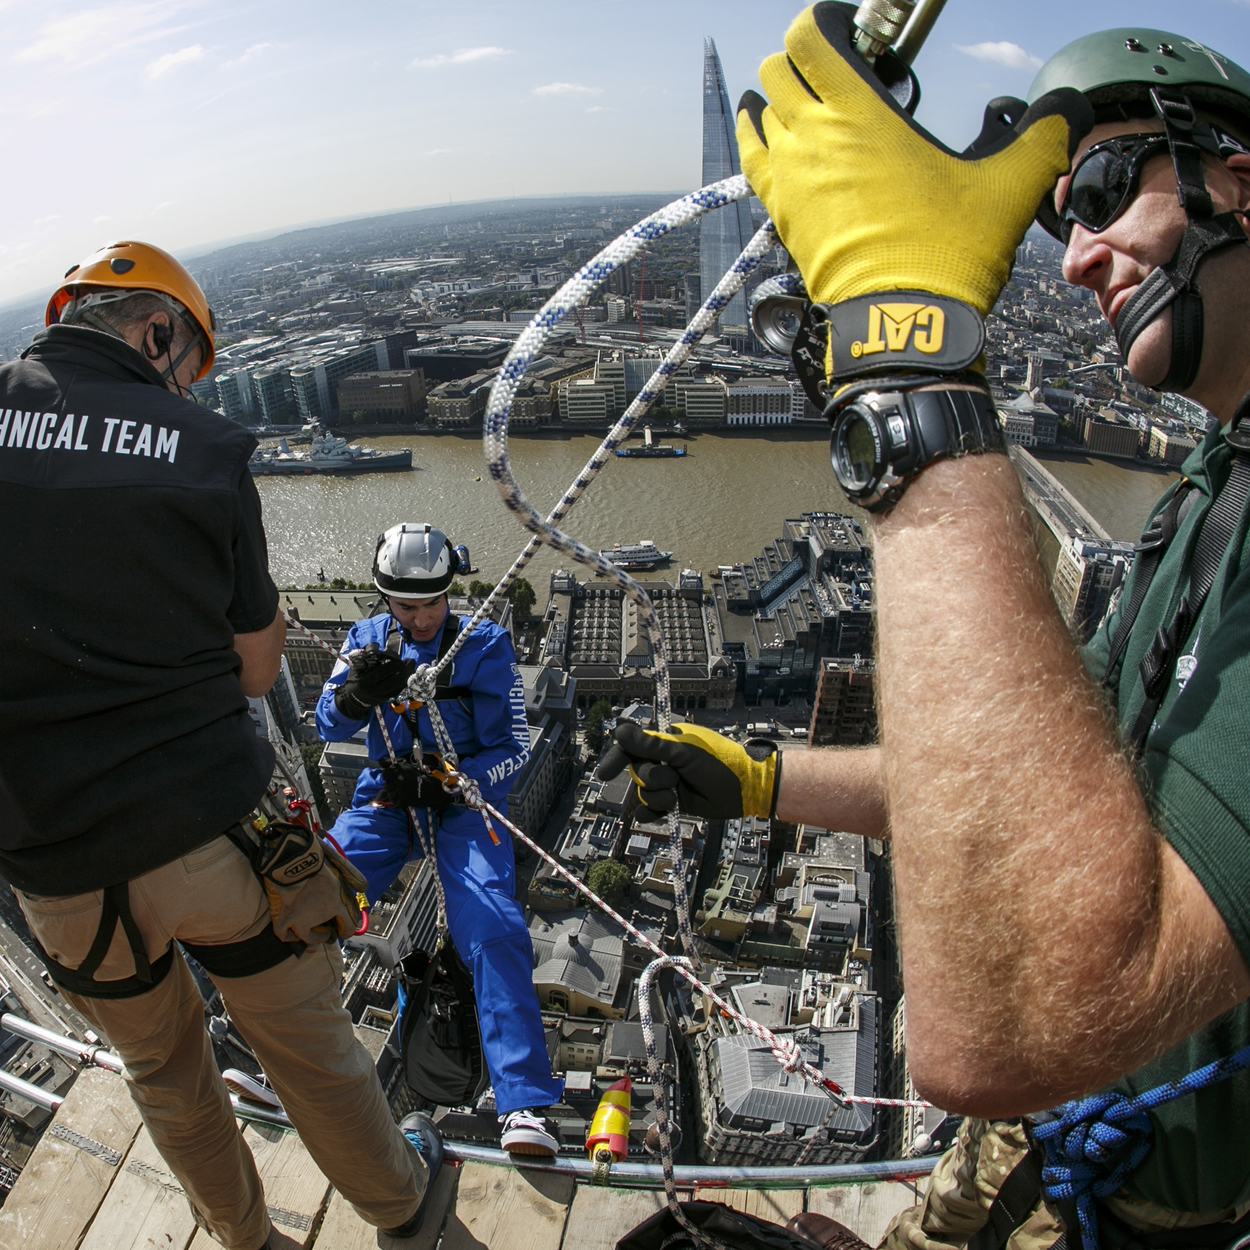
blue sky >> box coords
[1,0,1248,308]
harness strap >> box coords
[387,613,474,704]
[1114,215,1247,393]
[967,1141,1054,1250]
[1102,482,1191,690]
[1111,87,1249,393]
[180,929,299,979]
[32,880,176,1000]
[1129,396,1250,754]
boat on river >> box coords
[599,540,674,569]
[616,424,687,458]
[249,426,412,476]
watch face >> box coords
[832,409,880,493]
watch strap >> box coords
[908,388,1005,462]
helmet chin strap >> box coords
[1114,88,1250,393]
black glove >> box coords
[596,722,781,824]
[334,642,415,720]
[378,754,456,812]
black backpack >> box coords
[397,942,488,1108]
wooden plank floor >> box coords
[0,1086,922,1250]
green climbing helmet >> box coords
[1026,27,1250,394]
[1028,28,1250,133]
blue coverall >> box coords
[317,611,563,1115]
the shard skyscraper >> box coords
[699,37,754,328]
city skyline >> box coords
[2,0,1248,309]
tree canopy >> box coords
[586,859,632,911]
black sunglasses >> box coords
[1039,122,1249,244]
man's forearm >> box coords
[775,745,887,839]
[874,452,1237,1113]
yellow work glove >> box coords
[596,722,780,822]
[737,3,1091,382]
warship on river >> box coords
[249,425,412,476]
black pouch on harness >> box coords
[616,1201,819,1250]
[397,942,488,1107]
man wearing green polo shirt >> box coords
[600,9,1250,1245]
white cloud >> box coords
[146,44,204,79]
[16,3,189,67]
[956,41,1042,71]
[586,105,610,113]
[222,42,273,70]
[410,46,511,69]
[533,81,602,97]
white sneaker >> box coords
[222,1069,283,1110]
[499,1108,559,1157]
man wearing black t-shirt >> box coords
[0,243,439,1249]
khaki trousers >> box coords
[16,834,425,1250]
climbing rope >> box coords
[397,175,778,977]
[287,610,929,1117]
[1033,1043,1250,1249]
[287,184,927,1242]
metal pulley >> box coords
[749,273,809,356]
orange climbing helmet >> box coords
[46,241,216,379]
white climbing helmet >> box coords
[373,523,457,598]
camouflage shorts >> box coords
[879,1119,1065,1250]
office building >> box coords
[290,342,385,423]
[405,342,510,382]
[540,570,737,712]
[998,391,1058,448]
[216,369,255,424]
[253,366,296,424]
[691,980,879,1165]
[1052,536,1135,644]
[336,369,427,421]
[712,514,875,706]
[700,38,754,329]
[726,380,793,426]
[529,910,628,1018]
[809,657,876,747]
[426,371,495,427]
[1083,412,1141,460]
[1148,426,1198,466]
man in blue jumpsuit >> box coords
[317,523,563,1156]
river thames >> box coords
[255,429,1181,589]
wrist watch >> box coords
[829,387,1005,512]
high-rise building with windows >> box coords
[700,38,754,330]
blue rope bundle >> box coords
[1032,1042,1250,1248]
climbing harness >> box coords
[1101,395,1250,756]
[29,880,177,999]
[28,786,323,997]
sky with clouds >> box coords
[1,0,1248,308]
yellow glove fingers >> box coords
[736,117,773,210]
[784,6,886,116]
[756,51,817,130]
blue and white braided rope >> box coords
[402,176,773,969]
[479,182,775,969]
